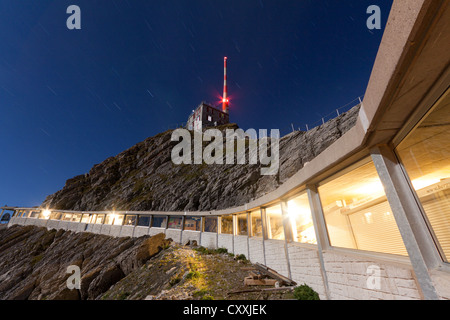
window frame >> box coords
[392,88,450,265]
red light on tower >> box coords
[222,57,229,114]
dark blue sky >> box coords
[0,0,393,208]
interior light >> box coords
[411,178,441,191]
[353,180,384,196]
[42,209,51,219]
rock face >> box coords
[0,224,170,300]
[0,225,295,300]
[42,105,360,212]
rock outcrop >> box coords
[41,105,360,212]
[0,225,294,300]
[0,224,170,300]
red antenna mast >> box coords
[222,57,229,114]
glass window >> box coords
[50,212,62,220]
[152,216,167,228]
[184,216,202,231]
[137,215,151,227]
[251,210,263,237]
[204,217,217,233]
[168,216,183,229]
[104,214,115,225]
[318,159,407,256]
[95,215,105,224]
[237,213,248,236]
[221,215,233,234]
[71,214,81,222]
[287,193,317,244]
[396,89,450,261]
[124,215,137,226]
[113,214,124,226]
[62,213,73,221]
[81,214,90,223]
[265,205,285,240]
[29,211,39,218]
[89,214,97,224]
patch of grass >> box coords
[235,254,247,261]
[193,288,209,298]
[194,246,230,256]
[186,270,201,280]
[293,284,320,300]
[201,295,214,300]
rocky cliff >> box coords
[0,224,171,300]
[42,105,360,212]
[0,225,291,300]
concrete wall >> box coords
[248,238,265,264]
[134,226,150,238]
[5,216,435,300]
[218,234,233,253]
[233,236,249,258]
[200,232,217,249]
[264,240,289,277]
[181,230,201,245]
[287,243,326,298]
[149,227,165,236]
[165,228,182,243]
[120,225,135,238]
[322,251,421,300]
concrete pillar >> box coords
[261,208,267,265]
[246,212,251,259]
[306,185,331,300]
[280,200,292,280]
[371,145,440,300]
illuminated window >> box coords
[124,215,137,226]
[265,205,285,240]
[104,215,114,225]
[251,210,263,237]
[287,193,317,244]
[152,216,167,228]
[221,215,233,234]
[50,212,62,220]
[95,215,105,224]
[208,116,212,122]
[184,216,201,231]
[237,213,248,236]
[318,159,407,256]
[168,216,183,229]
[62,213,73,221]
[137,215,151,227]
[89,214,97,224]
[204,217,217,233]
[396,89,450,262]
[71,214,82,222]
[113,214,124,225]
[81,214,90,223]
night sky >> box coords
[0,0,393,208]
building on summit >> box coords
[186,57,230,131]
